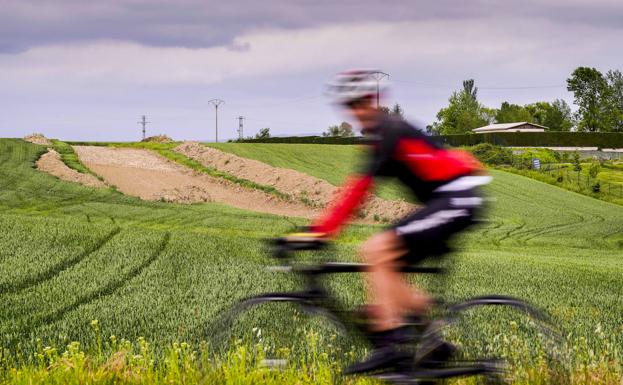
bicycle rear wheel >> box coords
[437,295,570,384]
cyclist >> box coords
[287,69,490,373]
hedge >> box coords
[435,132,623,148]
[236,132,623,148]
[234,136,364,144]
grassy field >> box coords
[1,139,622,383]
[206,142,412,201]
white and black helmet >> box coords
[326,69,388,105]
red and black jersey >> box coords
[312,115,484,235]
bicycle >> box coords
[208,237,566,384]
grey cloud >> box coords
[0,0,621,54]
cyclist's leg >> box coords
[360,231,431,331]
[346,188,484,374]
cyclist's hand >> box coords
[281,230,328,244]
[272,229,328,258]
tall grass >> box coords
[1,323,620,384]
[1,139,623,383]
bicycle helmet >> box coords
[326,69,387,106]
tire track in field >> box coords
[495,221,526,245]
[14,232,171,338]
[473,219,506,246]
[516,206,602,244]
[0,226,121,295]
[514,211,584,241]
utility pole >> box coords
[208,99,224,142]
[237,116,245,140]
[370,71,389,109]
[138,115,150,140]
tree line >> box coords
[429,67,623,135]
[322,104,405,137]
[322,66,622,137]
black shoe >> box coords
[344,346,411,375]
[415,337,457,368]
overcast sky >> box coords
[1,0,622,141]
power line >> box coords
[370,71,390,108]
[392,78,565,90]
[207,99,224,142]
[237,116,245,140]
[227,94,323,109]
[244,117,315,129]
[137,115,150,140]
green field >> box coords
[1,139,622,383]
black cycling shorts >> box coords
[391,187,484,264]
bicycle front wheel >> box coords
[204,292,351,362]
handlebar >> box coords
[271,236,328,259]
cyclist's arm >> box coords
[310,174,373,235]
[311,134,395,236]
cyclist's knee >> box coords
[360,231,404,265]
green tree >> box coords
[378,106,390,115]
[391,103,405,120]
[525,102,549,125]
[524,100,574,131]
[567,67,610,132]
[323,121,354,137]
[495,102,534,123]
[432,79,490,134]
[605,70,623,132]
[543,99,574,131]
[255,127,270,139]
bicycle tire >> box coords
[204,292,350,355]
[436,295,570,384]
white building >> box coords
[472,122,547,133]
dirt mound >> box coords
[73,146,320,218]
[174,142,415,222]
[36,149,107,188]
[142,135,173,143]
[24,133,52,145]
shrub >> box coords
[592,182,601,193]
[514,148,561,164]
[589,163,601,179]
[468,143,513,165]
[572,152,582,171]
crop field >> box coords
[1,139,622,384]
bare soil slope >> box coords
[175,142,415,222]
[36,149,107,188]
[72,146,320,218]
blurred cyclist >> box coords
[289,70,490,373]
